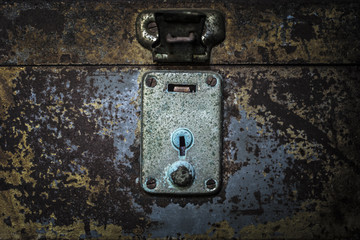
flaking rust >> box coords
[1,0,360,238]
[0,2,359,64]
[0,67,147,238]
[1,66,359,238]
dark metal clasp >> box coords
[136,9,225,63]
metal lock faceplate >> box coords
[141,71,222,195]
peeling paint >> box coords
[0,1,359,238]
[1,66,359,238]
[0,2,359,64]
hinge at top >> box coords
[136,9,225,63]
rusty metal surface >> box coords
[1,66,359,238]
[136,9,225,63]
[0,1,359,65]
[141,71,222,195]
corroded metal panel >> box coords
[1,66,359,238]
[141,71,222,194]
[0,1,359,65]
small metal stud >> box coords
[206,179,216,190]
[146,178,157,189]
[146,77,157,88]
[206,76,217,87]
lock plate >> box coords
[141,71,222,195]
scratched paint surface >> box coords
[0,1,359,65]
[1,66,359,238]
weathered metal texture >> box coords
[0,1,360,65]
[136,10,225,63]
[1,66,359,238]
[141,71,222,194]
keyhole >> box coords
[179,136,186,156]
[171,128,194,157]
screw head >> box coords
[146,77,157,88]
[206,76,217,87]
[147,21,158,35]
[206,179,216,190]
[146,177,156,189]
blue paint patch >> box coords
[90,230,102,238]
[84,70,140,170]
[147,111,300,237]
[287,15,295,20]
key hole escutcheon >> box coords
[171,128,194,157]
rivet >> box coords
[146,178,156,189]
[146,77,157,88]
[206,76,217,87]
[206,179,216,190]
[147,22,158,35]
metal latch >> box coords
[136,9,225,63]
[140,71,222,195]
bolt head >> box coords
[206,179,216,190]
[206,76,217,87]
[145,77,157,88]
[147,21,158,35]
[146,177,157,189]
[170,165,194,187]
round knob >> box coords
[171,166,193,187]
[168,161,195,188]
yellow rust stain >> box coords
[222,4,355,64]
[83,99,103,110]
[184,220,235,239]
[227,67,336,163]
[0,189,42,239]
[221,66,359,239]
[2,3,358,64]
[0,210,130,239]
[63,167,110,209]
[0,165,115,239]
[0,70,112,239]
[1,129,36,187]
[268,68,357,162]
[0,68,24,118]
[283,127,323,162]
[223,66,339,199]
[63,168,109,194]
[239,196,358,239]
[239,210,320,239]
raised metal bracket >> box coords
[136,9,225,63]
[141,71,222,195]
